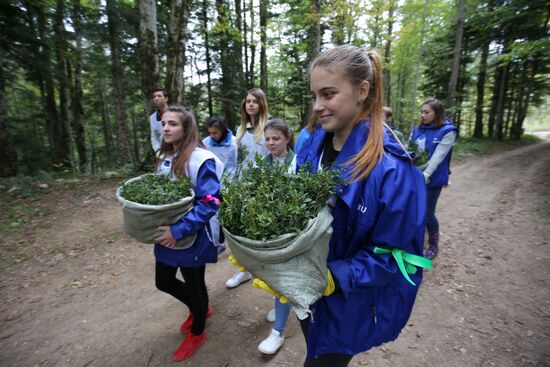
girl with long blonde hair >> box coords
[293,45,429,366]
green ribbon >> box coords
[374,246,433,286]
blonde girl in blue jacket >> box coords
[295,45,428,366]
[153,106,223,362]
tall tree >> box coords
[410,0,428,132]
[139,0,159,115]
[216,0,237,129]
[383,0,396,106]
[201,0,213,116]
[71,0,86,170]
[473,40,489,138]
[493,43,509,141]
[243,0,250,88]
[54,0,73,168]
[234,0,244,95]
[249,0,255,88]
[166,0,188,104]
[106,0,131,164]
[446,0,465,110]
[303,0,320,126]
[0,61,17,176]
[259,0,268,93]
[368,0,385,48]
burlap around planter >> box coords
[223,206,333,319]
[116,174,196,249]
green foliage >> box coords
[219,155,342,241]
[408,140,429,167]
[452,137,505,160]
[519,134,541,143]
[3,0,550,178]
[119,174,192,205]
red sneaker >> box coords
[172,332,208,361]
[180,306,213,334]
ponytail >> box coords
[347,50,385,182]
[310,46,386,182]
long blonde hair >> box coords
[237,88,269,144]
[156,106,203,177]
[310,45,385,182]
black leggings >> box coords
[155,262,209,335]
[299,318,353,367]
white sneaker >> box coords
[266,308,276,323]
[258,329,284,354]
[225,271,252,288]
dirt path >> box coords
[1,141,549,367]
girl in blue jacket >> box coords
[410,98,457,259]
[153,106,224,362]
[202,115,238,179]
[296,45,428,366]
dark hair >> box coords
[419,98,446,128]
[152,88,168,98]
[383,106,392,121]
[265,118,294,150]
[156,106,203,177]
[207,115,229,142]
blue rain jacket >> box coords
[295,127,312,156]
[410,119,457,188]
[296,120,427,358]
[154,159,221,268]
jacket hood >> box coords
[382,124,411,161]
[418,117,454,131]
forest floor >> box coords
[1,138,549,367]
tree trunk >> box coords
[453,40,468,129]
[24,2,57,159]
[303,0,320,126]
[202,0,213,116]
[100,76,114,159]
[72,0,86,170]
[0,61,18,176]
[139,0,159,116]
[369,1,383,48]
[166,0,188,104]
[503,86,514,138]
[473,40,489,138]
[249,0,255,87]
[233,0,244,96]
[446,0,465,110]
[243,0,250,89]
[106,0,131,164]
[217,0,237,130]
[383,1,395,106]
[54,0,72,169]
[494,56,509,141]
[410,0,428,134]
[512,60,538,140]
[259,0,268,93]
